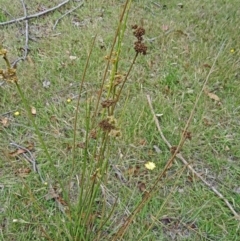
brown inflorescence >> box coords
[0,48,18,83]
[0,68,18,83]
[131,24,138,30]
[134,41,147,55]
[133,27,145,40]
[183,130,192,140]
[99,119,115,132]
[101,99,117,108]
[132,25,147,55]
[170,146,179,155]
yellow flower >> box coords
[67,98,72,103]
[230,49,235,53]
[14,111,20,116]
[145,161,156,170]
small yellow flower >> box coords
[14,111,20,116]
[145,161,156,170]
[67,98,72,103]
[230,49,235,53]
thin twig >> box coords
[10,142,44,182]
[0,0,70,26]
[21,0,27,24]
[151,2,161,8]
[146,95,240,220]
[164,41,226,172]
[0,110,17,116]
[11,0,29,67]
[21,0,29,61]
[10,142,36,169]
[53,1,84,30]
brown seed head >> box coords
[134,42,147,55]
[170,146,179,155]
[132,24,138,30]
[99,119,115,132]
[133,26,145,40]
[101,99,117,108]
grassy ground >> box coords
[1,0,240,240]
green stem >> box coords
[15,83,51,164]
[110,52,138,115]
[15,82,61,185]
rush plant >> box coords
[0,0,150,240]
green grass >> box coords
[1,0,240,240]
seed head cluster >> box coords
[99,119,115,132]
[0,48,18,83]
[132,25,147,55]
[101,99,116,108]
[99,116,122,137]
